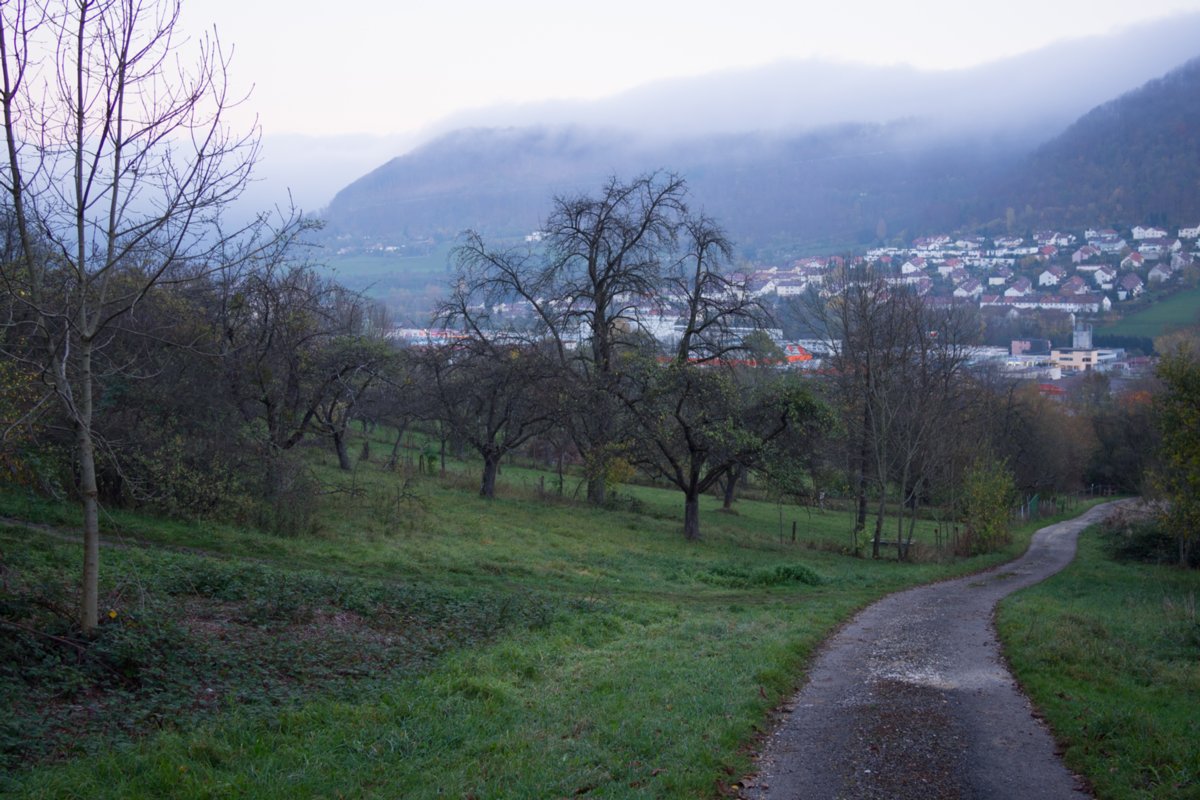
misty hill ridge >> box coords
[323,52,1200,253]
[1002,56,1200,230]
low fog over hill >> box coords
[306,13,1200,255]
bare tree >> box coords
[449,172,688,505]
[800,264,980,558]
[617,215,827,540]
[0,0,288,632]
[419,339,557,498]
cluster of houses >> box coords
[746,224,1199,317]
[392,223,1194,388]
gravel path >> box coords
[741,502,1122,800]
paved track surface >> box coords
[741,503,1121,800]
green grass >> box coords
[1099,285,1200,339]
[998,526,1200,799]
[0,433,1101,798]
[318,248,454,316]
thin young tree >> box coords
[0,0,285,632]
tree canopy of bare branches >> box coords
[0,0,294,632]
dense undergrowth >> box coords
[0,433,1102,798]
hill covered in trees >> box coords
[322,54,1200,256]
[997,56,1200,231]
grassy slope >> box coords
[998,529,1200,799]
[1098,285,1200,339]
[1,439,1097,799]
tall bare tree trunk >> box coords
[77,341,99,634]
[684,490,701,541]
[480,453,500,498]
[332,428,353,471]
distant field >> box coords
[322,248,452,284]
[1099,285,1200,339]
[318,247,456,320]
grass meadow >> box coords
[1099,285,1200,340]
[0,429,1126,798]
[998,523,1200,800]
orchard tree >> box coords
[0,0,292,632]
[450,172,688,505]
[618,213,827,540]
[419,340,558,499]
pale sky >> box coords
[181,0,1200,139]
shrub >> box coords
[698,563,824,588]
[958,457,1017,555]
[1102,512,1199,567]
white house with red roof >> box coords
[1121,252,1146,271]
[1038,265,1066,287]
[936,257,963,277]
[1148,263,1174,283]
[1117,273,1144,300]
[953,278,983,299]
[1132,225,1168,240]
[1092,265,1118,289]
[1004,276,1033,297]
[1060,276,1089,295]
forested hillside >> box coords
[999,56,1200,230]
[322,122,1019,252]
[322,56,1200,255]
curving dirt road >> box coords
[741,502,1121,800]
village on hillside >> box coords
[749,224,1197,310]
[738,223,1197,381]
[393,223,1194,392]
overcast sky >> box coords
[181,0,1200,139]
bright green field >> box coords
[998,526,1200,799]
[0,433,1101,799]
[1099,285,1200,339]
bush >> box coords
[698,563,824,588]
[958,457,1017,555]
[1102,512,1199,567]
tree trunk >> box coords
[872,490,886,559]
[854,411,870,535]
[480,454,500,498]
[722,467,740,510]
[332,429,353,471]
[385,424,408,470]
[587,474,606,506]
[684,491,701,541]
[77,342,99,634]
